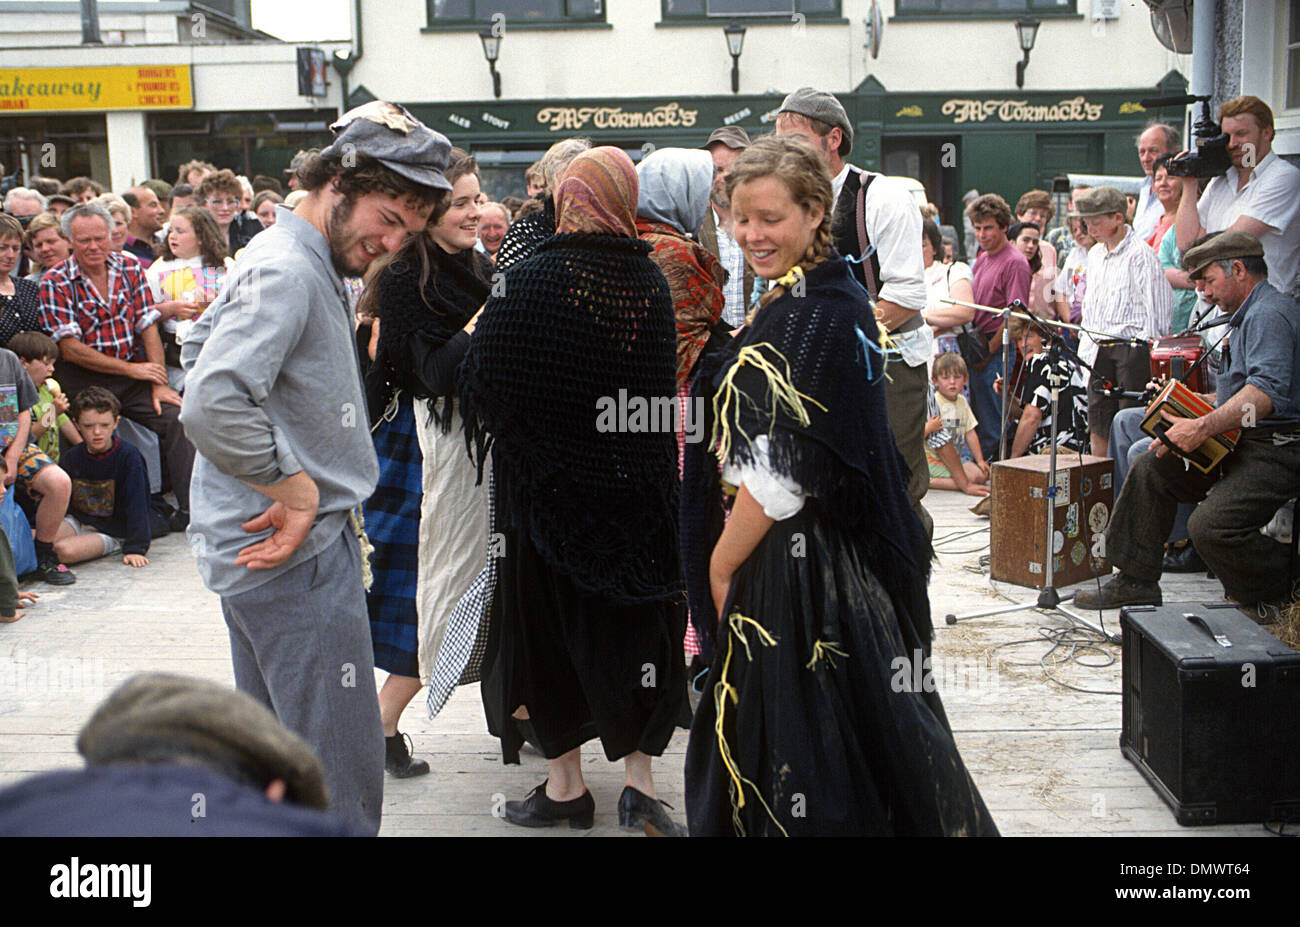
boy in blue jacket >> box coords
[52,387,152,568]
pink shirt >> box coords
[970,242,1032,338]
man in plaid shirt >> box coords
[38,202,194,522]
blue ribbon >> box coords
[854,323,885,383]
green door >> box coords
[1036,133,1104,191]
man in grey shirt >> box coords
[180,102,451,835]
[1078,232,1300,622]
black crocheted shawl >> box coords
[681,257,933,661]
[458,232,684,606]
[373,244,492,428]
[494,197,556,271]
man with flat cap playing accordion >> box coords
[1076,231,1300,623]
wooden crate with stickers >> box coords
[989,454,1114,589]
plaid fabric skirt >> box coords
[364,393,424,677]
[678,375,701,660]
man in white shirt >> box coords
[774,87,932,537]
[1133,123,1180,242]
[696,125,753,328]
[1075,186,1175,457]
[1175,95,1300,300]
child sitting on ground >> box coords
[0,455,40,623]
[925,352,991,492]
[0,341,76,584]
[52,387,152,569]
[9,331,81,463]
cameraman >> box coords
[1174,96,1300,300]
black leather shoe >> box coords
[1161,541,1207,574]
[384,732,430,778]
[504,780,594,829]
[618,786,687,837]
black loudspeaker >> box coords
[1120,603,1300,826]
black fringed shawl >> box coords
[373,244,492,428]
[680,257,933,662]
[493,197,556,271]
[457,232,684,606]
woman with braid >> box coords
[358,149,490,779]
[681,135,998,837]
[459,146,690,836]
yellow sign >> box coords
[0,65,193,113]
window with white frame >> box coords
[427,0,604,26]
[1288,0,1300,108]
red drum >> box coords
[1150,335,1207,393]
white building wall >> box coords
[104,109,149,189]
[1247,0,1299,156]
[348,0,1190,103]
[0,8,175,46]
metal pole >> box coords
[1189,0,1216,146]
[80,0,102,44]
[1037,358,1063,609]
[1190,0,1216,101]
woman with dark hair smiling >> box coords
[1009,220,1056,321]
[358,150,490,780]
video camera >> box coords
[1138,93,1233,179]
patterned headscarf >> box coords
[636,148,714,236]
[554,147,639,237]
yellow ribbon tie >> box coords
[774,265,804,290]
[710,343,828,465]
[728,611,778,662]
[805,640,849,671]
[712,609,788,836]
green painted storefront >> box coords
[351,69,1187,225]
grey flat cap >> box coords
[1073,186,1128,218]
[1182,230,1265,280]
[778,87,852,156]
[284,148,313,176]
[701,125,751,151]
[321,101,452,192]
[78,673,330,810]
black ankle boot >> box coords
[504,780,594,829]
[618,786,687,837]
[384,732,430,778]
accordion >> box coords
[1139,380,1238,474]
[1149,335,1208,394]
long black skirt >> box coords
[480,517,691,765]
[685,505,999,836]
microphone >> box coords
[1097,381,1151,401]
[1184,313,1232,334]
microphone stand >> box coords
[941,306,1119,643]
[940,298,1143,461]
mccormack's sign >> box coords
[537,102,700,132]
[940,96,1105,124]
